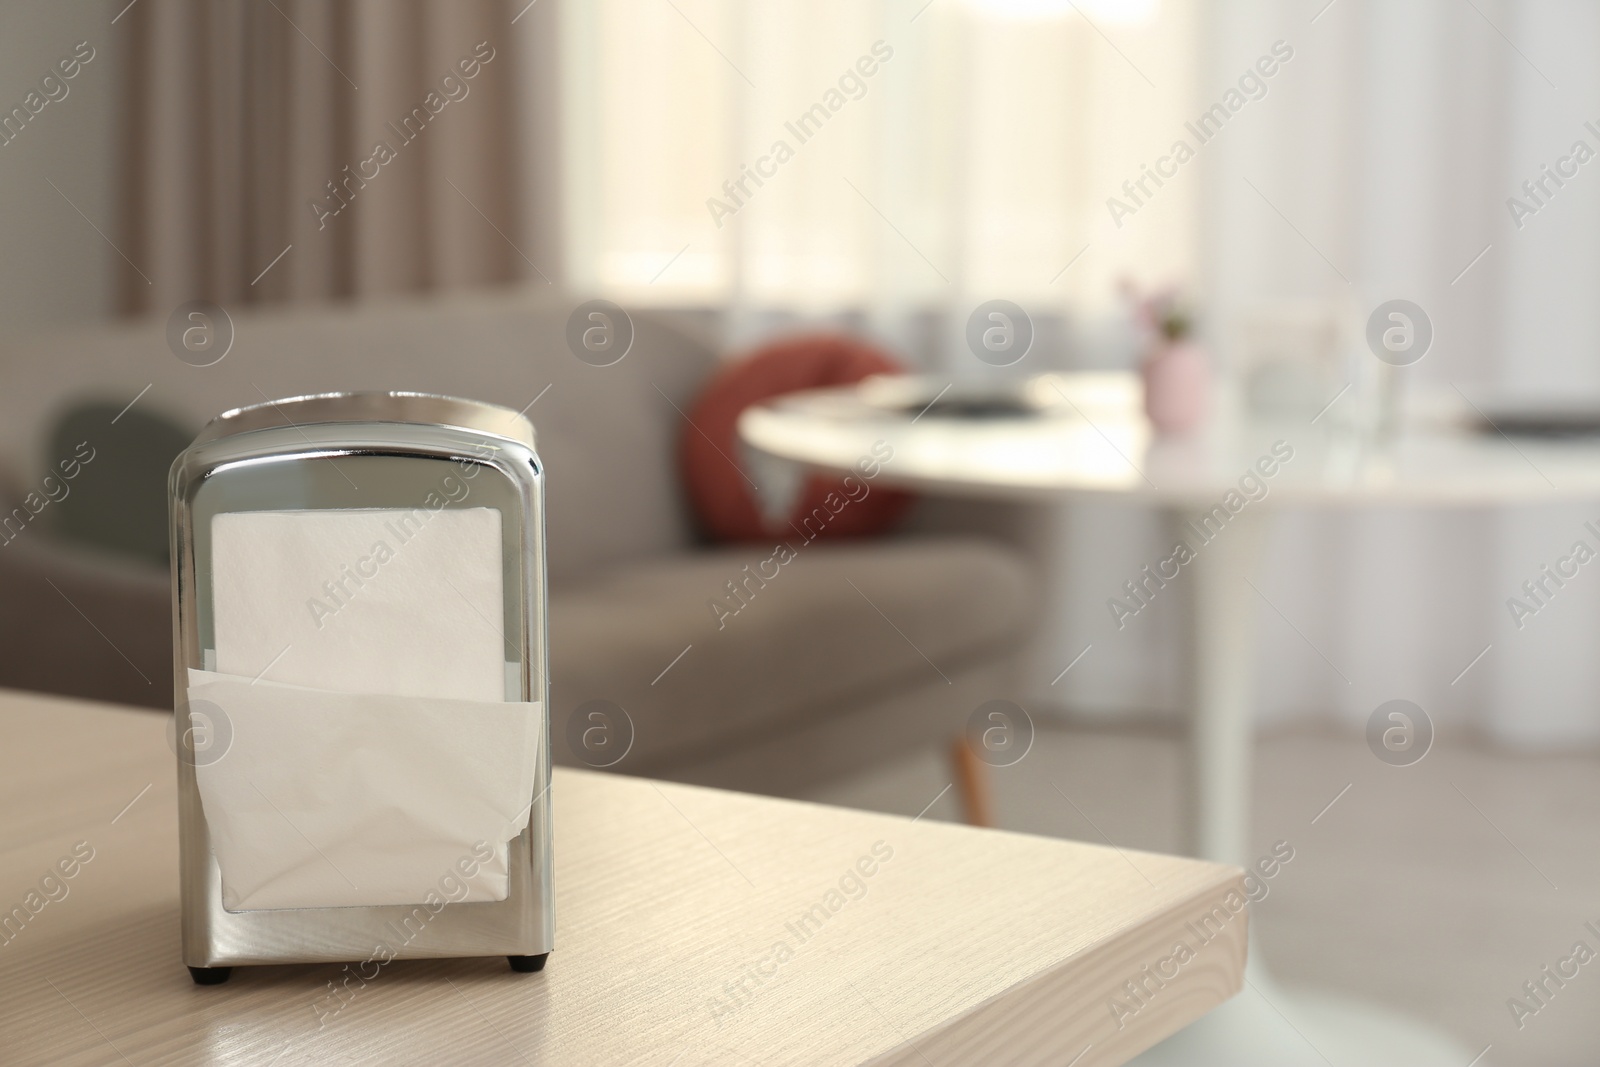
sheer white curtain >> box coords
[1141,0,1600,746]
[761,0,1600,747]
[561,0,1199,358]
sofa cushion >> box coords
[549,536,1034,773]
[681,333,914,542]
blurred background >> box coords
[3,0,1599,1063]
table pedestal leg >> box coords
[1183,506,1269,866]
[1130,506,1473,1066]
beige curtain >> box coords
[117,0,559,312]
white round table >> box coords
[739,372,1590,1066]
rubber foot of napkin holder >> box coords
[188,966,232,985]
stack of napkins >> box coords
[191,507,539,911]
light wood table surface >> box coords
[0,689,1247,1066]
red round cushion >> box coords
[681,334,915,543]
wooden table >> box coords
[0,689,1246,1066]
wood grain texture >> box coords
[0,690,1247,1066]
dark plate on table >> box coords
[892,394,1041,419]
[1471,396,1600,437]
[856,377,1050,420]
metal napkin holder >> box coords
[168,392,552,984]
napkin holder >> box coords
[169,392,552,984]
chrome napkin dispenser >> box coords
[169,392,552,985]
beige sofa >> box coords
[0,288,1035,798]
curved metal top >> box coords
[196,392,535,450]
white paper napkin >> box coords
[189,669,540,911]
[211,507,507,701]
[193,506,538,911]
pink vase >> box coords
[1141,340,1209,435]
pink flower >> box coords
[1119,278,1194,343]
